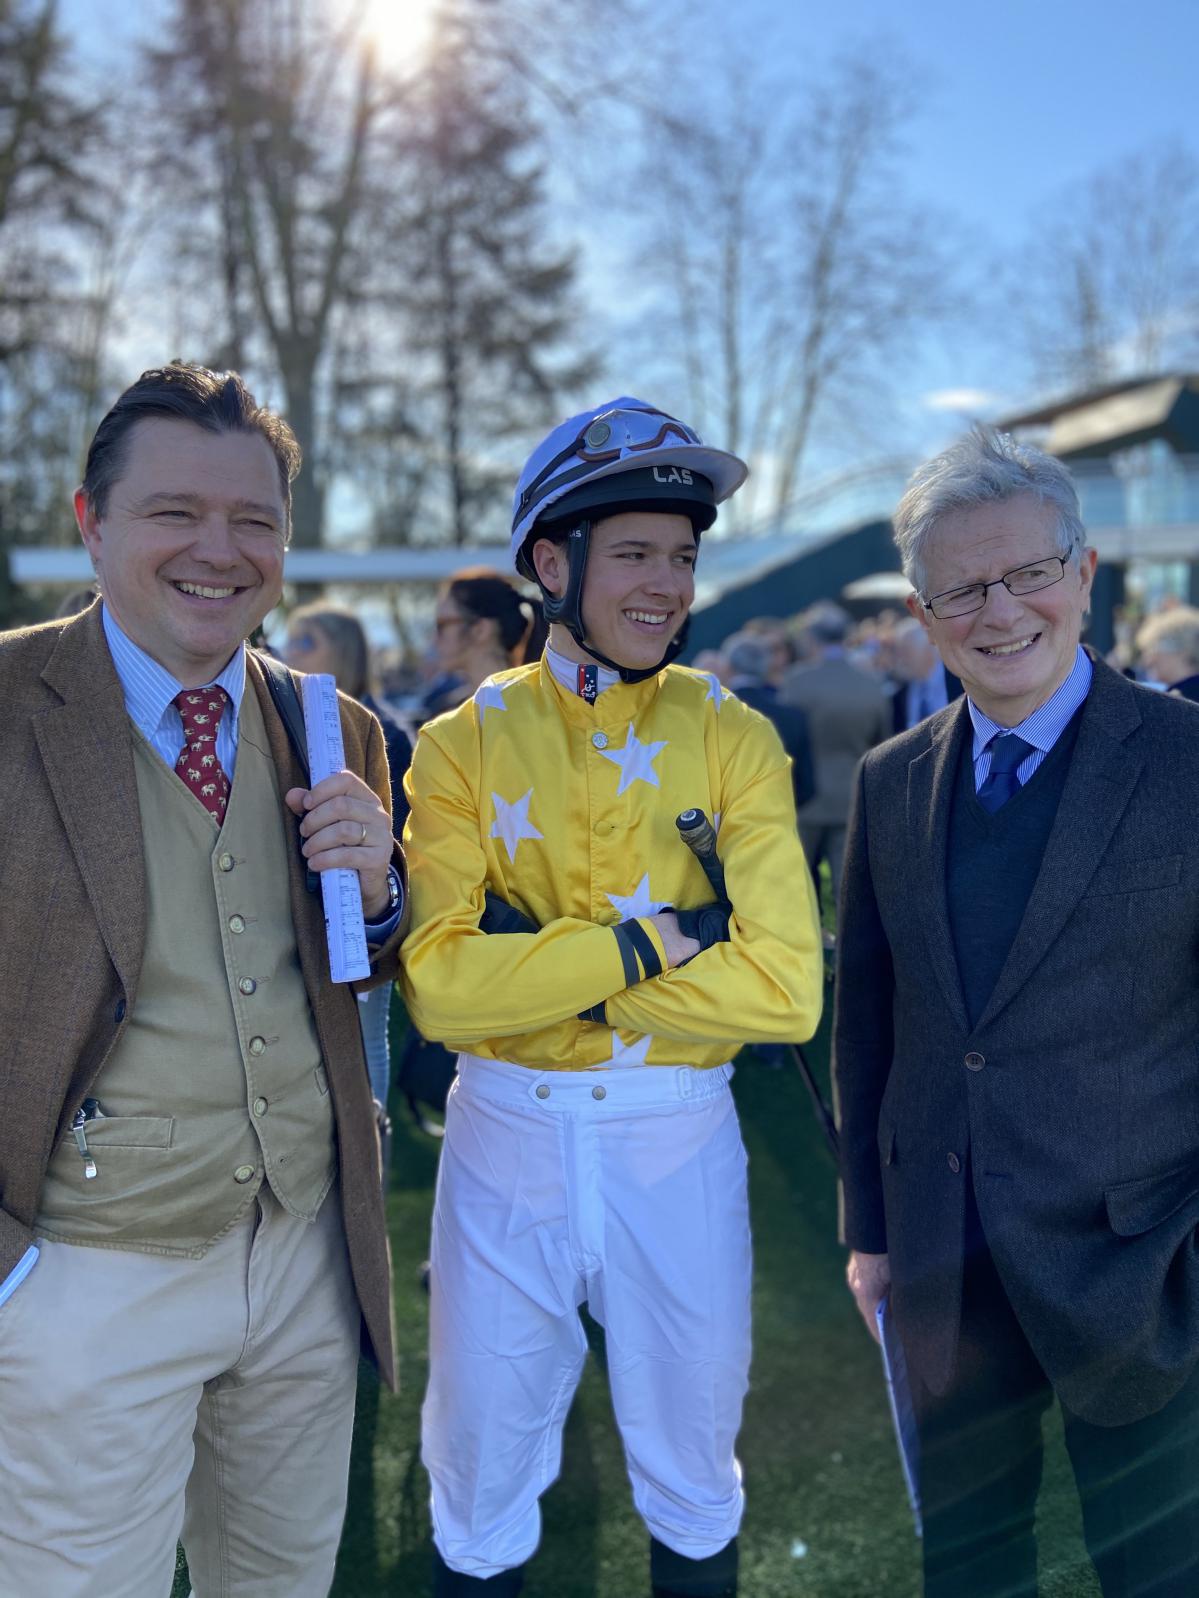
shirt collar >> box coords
[969,644,1092,760]
[545,643,621,698]
[101,603,246,744]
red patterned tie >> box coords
[173,687,232,824]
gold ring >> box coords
[358,822,368,846]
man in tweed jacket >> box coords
[835,428,1199,1598]
[0,364,407,1597]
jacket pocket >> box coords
[1083,854,1182,898]
[59,1116,173,1151]
[1104,1157,1199,1236]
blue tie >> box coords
[977,732,1034,813]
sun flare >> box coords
[360,0,441,71]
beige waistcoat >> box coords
[37,686,336,1256]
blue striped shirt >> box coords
[102,604,245,779]
[968,645,1093,791]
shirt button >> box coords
[947,1152,961,1174]
[113,998,126,1024]
[594,821,614,838]
[591,732,609,750]
[239,977,257,996]
[229,914,246,934]
[233,1164,255,1184]
[535,1084,551,1099]
[592,1085,607,1100]
[248,1036,266,1056]
[964,1052,985,1071]
[218,853,235,872]
[252,1097,268,1117]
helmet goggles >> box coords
[515,406,703,531]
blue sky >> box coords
[58,0,1199,473]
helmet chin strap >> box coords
[539,521,691,684]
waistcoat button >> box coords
[228,914,246,934]
[239,977,257,996]
[233,1164,255,1184]
[592,1085,607,1100]
[947,1152,961,1174]
[113,998,126,1023]
[591,732,609,750]
[248,1036,266,1056]
[252,1097,268,1117]
[535,1084,551,1099]
[964,1052,985,1071]
[218,853,235,872]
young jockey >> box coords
[401,398,823,1596]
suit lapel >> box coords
[907,699,972,1034]
[34,609,146,997]
[972,661,1144,1033]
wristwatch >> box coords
[382,865,402,915]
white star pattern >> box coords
[704,672,725,710]
[603,1030,653,1068]
[605,873,667,921]
[474,678,510,718]
[601,723,668,796]
[490,789,544,863]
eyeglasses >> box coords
[515,406,703,523]
[923,553,1074,620]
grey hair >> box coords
[894,427,1086,597]
[1136,606,1199,671]
[723,631,773,680]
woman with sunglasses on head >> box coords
[423,568,546,722]
[400,398,823,1598]
[285,604,414,1117]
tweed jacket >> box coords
[834,655,1199,1426]
[0,606,407,1386]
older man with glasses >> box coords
[834,427,1199,1598]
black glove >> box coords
[672,900,731,954]
[478,891,538,936]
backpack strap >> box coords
[252,649,317,892]
[253,649,311,784]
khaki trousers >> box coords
[0,1187,360,1598]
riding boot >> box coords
[649,1533,738,1597]
[432,1546,526,1596]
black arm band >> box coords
[612,923,641,987]
[621,919,663,981]
[578,1001,608,1024]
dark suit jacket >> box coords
[729,679,816,812]
[887,665,964,737]
[0,606,408,1385]
[834,655,1199,1425]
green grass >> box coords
[174,964,1103,1595]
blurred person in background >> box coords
[285,603,414,1114]
[691,646,730,682]
[1135,606,1199,702]
[423,567,545,721]
[778,601,889,921]
[724,630,815,814]
[740,616,797,686]
[885,614,962,733]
